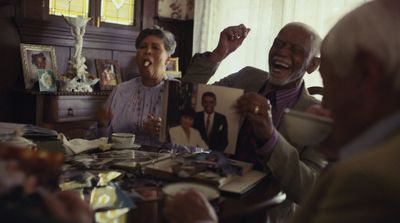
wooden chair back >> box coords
[307,86,324,96]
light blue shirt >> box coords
[339,112,400,160]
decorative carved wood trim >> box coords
[154,16,193,74]
[155,16,194,24]
[142,0,156,28]
[14,18,139,52]
[16,89,111,96]
[0,2,13,7]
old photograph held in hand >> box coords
[160,81,243,155]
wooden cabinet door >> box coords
[43,95,107,122]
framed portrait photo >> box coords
[167,57,179,72]
[95,59,122,91]
[37,69,57,92]
[20,44,58,90]
[166,57,181,78]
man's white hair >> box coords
[284,22,322,60]
[323,0,400,90]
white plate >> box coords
[162,182,220,200]
[112,143,141,149]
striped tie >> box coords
[205,114,211,138]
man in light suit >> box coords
[182,22,325,221]
[193,91,228,152]
[164,0,400,222]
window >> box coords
[193,0,370,87]
[49,0,136,27]
[101,0,134,25]
[49,0,89,18]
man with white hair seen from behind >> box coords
[164,0,400,222]
[292,0,400,222]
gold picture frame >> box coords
[95,59,122,91]
[20,44,58,90]
[166,57,181,78]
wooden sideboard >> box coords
[15,91,110,139]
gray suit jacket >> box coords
[183,53,326,220]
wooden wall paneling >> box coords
[142,0,157,28]
[83,25,138,51]
[0,1,16,18]
[15,18,73,47]
[14,17,140,82]
[14,18,139,52]
[156,17,193,75]
[0,0,17,6]
[20,0,46,20]
[0,3,22,122]
[89,0,100,24]
[54,45,70,75]
[1,0,194,125]
[81,48,112,77]
[113,51,138,81]
[133,0,143,30]
[14,92,38,124]
[178,20,193,75]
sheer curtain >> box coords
[193,0,368,87]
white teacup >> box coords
[284,109,333,146]
[111,133,135,148]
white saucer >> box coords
[162,182,220,200]
[112,143,141,149]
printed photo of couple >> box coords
[164,83,243,154]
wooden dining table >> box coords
[16,139,287,223]
[127,175,286,223]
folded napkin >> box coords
[59,134,112,154]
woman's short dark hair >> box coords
[179,107,196,119]
[135,26,177,56]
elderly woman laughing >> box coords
[98,26,177,147]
